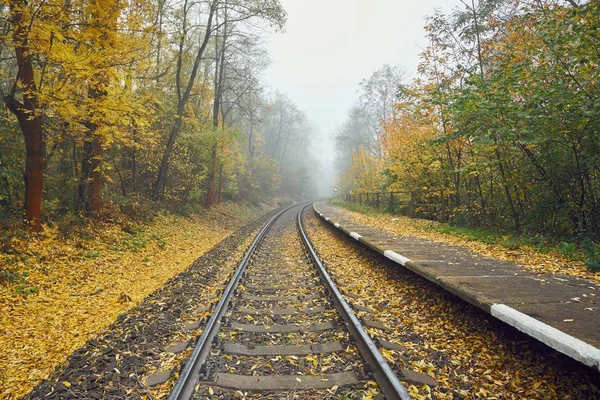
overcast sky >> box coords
[263,0,457,195]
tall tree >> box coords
[77,0,120,215]
[152,0,285,201]
[3,1,46,230]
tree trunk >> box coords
[77,134,103,214]
[152,0,217,201]
[13,111,44,230]
[205,8,227,208]
[218,163,223,204]
[205,143,218,207]
[6,4,44,231]
[77,84,106,215]
[153,110,184,200]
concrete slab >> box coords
[378,339,407,353]
[244,282,316,290]
[310,342,345,353]
[506,302,600,348]
[438,275,588,306]
[241,293,323,302]
[412,258,522,278]
[224,343,313,356]
[236,306,326,315]
[399,369,437,387]
[223,341,343,356]
[363,319,390,331]
[213,371,359,390]
[197,305,211,313]
[245,274,315,283]
[167,341,189,354]
[230,322,335,333]
[183,321,201,331]
[147,371,171,386]
[352,304,375,313]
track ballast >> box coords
[168,203,411,399]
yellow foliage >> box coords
[345,146,386,193]
[337,207,600,286]
[0,203,267,399]
[10,0,157,144]
[382,101,439,192]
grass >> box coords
[330,197,600,272]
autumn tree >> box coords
[2,1,47,230]
[152,0,285,202]
[348,0,600,239]
[335,64,405,193]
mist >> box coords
[263,0,456,198]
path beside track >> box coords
[313,201,600,372]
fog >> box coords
[263,0,456,197]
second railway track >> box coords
[168,203,411,399]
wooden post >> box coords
[389,192,394,212]
[440,189,447,221]
[408,191,416,218]
[376,193,380,209]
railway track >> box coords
[168,203,412,399]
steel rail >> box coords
[297,203,412,400]
[168,205,296,400]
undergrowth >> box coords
[330,197,600,272]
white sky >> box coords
[263,0,457,196]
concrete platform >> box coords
[313,201,600,372]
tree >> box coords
[152,0,285,202]
[335,64,405,192]
[3,1,46,230]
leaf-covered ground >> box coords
[330,201,600,285]
[195,222,376,399]
[0,203,269,400]
[304,211,600,399]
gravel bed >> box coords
[216,353,360,375]
[229,309,339,325]
[22,211,277,400]
[219,329,351,347]
[304,209,600,399]
[230,297,328,310]
[192,384,375,399]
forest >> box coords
[0,0,321,232]
[1,0,599,244]
[336,0,600,248]
[1,1,599,398]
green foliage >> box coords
[583,239,600,272]
[558,242,577,261]
[0,269,37,297]
[346,0,600,260]
[0,120,25,219]
[122,226,149,251]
